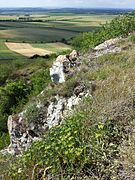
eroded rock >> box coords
[1,48,99,155]
[94,38,119,51]
[69,50,79,61]
[50,61,65,83]
[93,38,121,57]
[50,50,80,83]
[5,81,94,155]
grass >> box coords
[0,12,130,179]
[2,34,135,179]
[32,42,71,54]
[0,27,77,42]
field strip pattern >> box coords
[5,42,53,57]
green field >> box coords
[0,13,115,43]
[0,13,116,60]
[32,42,71,54]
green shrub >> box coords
[0,60,51,133]
[0,133,10,150]
[0,81,31,133]
[31,68,51,96]
[8,105,127,179]
[0,63,14,85]
[0,58,32,85]
[24,104,39,124]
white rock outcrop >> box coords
[69,50,79,61]
[2,38,122,155]
[0,44,103,156]
[93,38,121,57]
[50,61,65,83]
[6,83,91,154]
[94,38,119,51]
[50,50,79,83]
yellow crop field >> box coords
[5,42,53,57]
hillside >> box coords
[0,13,135,179]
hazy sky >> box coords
[0,0,135,8]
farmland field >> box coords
[0,13,115,43]
[0,40,26,60]
[5,42,71,57]
[32,42,71,54]
[0,12,116,58]
[5,42,53,57]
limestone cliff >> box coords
[2,38,121,155]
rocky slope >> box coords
[0,38,123,155]
[1,32,135,180]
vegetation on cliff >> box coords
[1,12,135,179]
[0,59,52,149]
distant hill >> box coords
[0,7,133,15]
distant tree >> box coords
[61,38,67,44]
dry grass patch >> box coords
[0,30,16,39]
[5,42,53,57]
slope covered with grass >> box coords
[1,13,135,180]
[1,32,135,179]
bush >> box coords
[0,63,15,86]
[0,59,32,85]
[30,68,51,96]
[0,68,51,132]
[0,132,10,150]
[0,81,31,132]
[8,106,127,179]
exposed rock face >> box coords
[1,49,85,155]
[1,38,123,155]
[69,50,79,61]
[94,38,119,51]
[93,38,121,57]
[50,50,80,83]
[6,81,93,155]
[50,60,65,83]
[7,113,38,155]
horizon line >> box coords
[0,7,134,10]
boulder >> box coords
[92,38,121,57]
[50,61,65,83]
[50,50,80,84]
[94,38,119,51]
[55,55,69,63]
[69,50,79,61]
